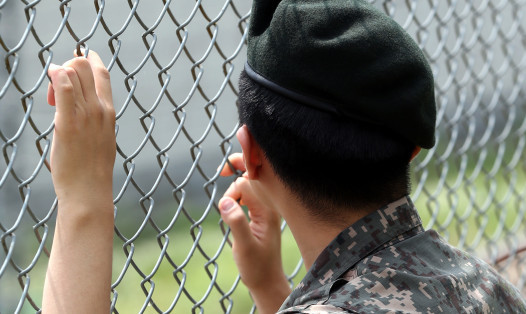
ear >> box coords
[410,146,421,162]
[237,125,263,180]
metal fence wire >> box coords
[0,0,525,313]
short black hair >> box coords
[237,70,415,221]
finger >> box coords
[223,176,247,201]
[220,153,246,176]
[47,82,56,106]
[63,58,97,106]
[47,64,60,107]
[86,51,113,108]
[219,197,254,246]
[47,64,77,117]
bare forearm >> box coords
[250,275,291,314]
[43,51,116,313]
[43,199,114,313]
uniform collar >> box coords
[281,196,424,309]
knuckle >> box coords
[63,57,86,70]
[53,67,67,77]
[228,209,246,224]
[106,106,116,119]
[235,177,250,191]
[61,83,75,94]
[94,65,110,80]
[73,57,90,68]
[106,107,117,127]
[91,103,104,119]
[63,66,77,79]
[235,176,247,186]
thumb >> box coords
[219,197,254,247]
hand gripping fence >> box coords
[0,0,525,313]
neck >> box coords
[284,212,343,270]
[284,206,370,270]
[267,183,370,270]
[256,159,375,271]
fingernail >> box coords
[49,63,59,70]
[219,198,235,213]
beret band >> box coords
[245,62,338,116]
[245,62,380,126]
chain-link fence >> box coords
[0,0,525,313]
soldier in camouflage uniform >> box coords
[217,0,526,313]
[278,196,525,313]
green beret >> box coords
[245,0,437,149]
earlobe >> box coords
[237,125,262,180]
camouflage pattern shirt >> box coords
[278,196,526,313]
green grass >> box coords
[109,208,305,313]
[412,156,526,255]
[12,208,305,314]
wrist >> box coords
[57,194,114,225]
[56,182,113,207]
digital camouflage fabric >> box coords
[278,197,526,313]
[246,0,436,149]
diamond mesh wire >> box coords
[0,0,524,313]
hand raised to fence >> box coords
[43,50,115,314]
[219,152,291,314]
[47,50,116,206]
